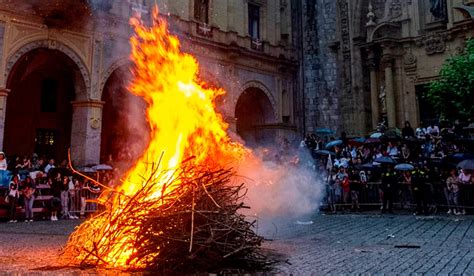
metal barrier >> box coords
[0,183,102,219]
[323,180,474,213]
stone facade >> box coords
[0,0,297,165]
[298,0,474,136]
[295,0,342,135]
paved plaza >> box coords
[0,214,473,274]
[269,213,474,274]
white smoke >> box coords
[234,146,324,228]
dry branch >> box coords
[62,160,271,273]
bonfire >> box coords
[62,7,270,273]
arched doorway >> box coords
[235,87,276,146]
[4,48,84,162]
[100,66,149,167]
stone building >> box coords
[297,0,474,136]
[0,0,297,166]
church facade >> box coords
[297,0,474,136]
[0,0,298,165]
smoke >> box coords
[234,145,325,233]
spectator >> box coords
[49,175,62,221]
[60,175,70,219]
[402,121,415,138]
[412,163,429,215]
[7,175,20,223]
[387,142,399,157]
[0,152,7,170]
[22,176,35,222]
[349,169,361,212]
[445,169,460,215]
[427,123,440,137]
[69,178,80,219]
[44,159,55,174]
[457,169,471,215]
[381,165,396,214]
[415,124,427,139]
[400,171,412,209]
[401,144,411,161]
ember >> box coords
[62,7,269,273]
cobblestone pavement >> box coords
[0,214,473,274]
[265,213,474,275]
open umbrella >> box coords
[348,137,366,146]
[314,150,336,156]
[370,132,383,139]
[374,156,397,165]
[92,164,113,171]
[364,138,381,144]
[325,140,343,149]
[446,153,474,163]
[395,163,414,171]
[355,163,380,171]
[315,128,335,135]
[458,159,474,171]
[384,128,402,138]
[78,166,97,173]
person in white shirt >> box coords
[427,124,440,137]
[0,152,7,170]
[44,159,55,174]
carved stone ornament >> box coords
[389,0,402,19]
[403,51,417,66]
[423,34,446,55]
[90,118,101,129]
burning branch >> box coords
[62,161,271,273]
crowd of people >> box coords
[301,121,474,216]
[1,153,113,223]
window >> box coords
[40,78,57,112]
[194,0,209,24]
[35,129,56,158]
[248,4,260,39]
[420,0,447,30]
[35,129,56,146]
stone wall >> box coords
[299,0,341,135]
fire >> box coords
[124,9,245,197]
[66,8,246,269]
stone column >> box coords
[382,56,396,128]
[0,88,9,150]
[368,59,380,129]
[70,100,104,166]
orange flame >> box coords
[69,8,246,268]
[124,9,245,197]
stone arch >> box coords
[4,39,90,99]
[99,57,131,99]
[237,80,278,121]
[368,22,401,42]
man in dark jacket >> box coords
[411,163,429,215]
[381,165,397,214]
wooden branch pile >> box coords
[62,161,271,273]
